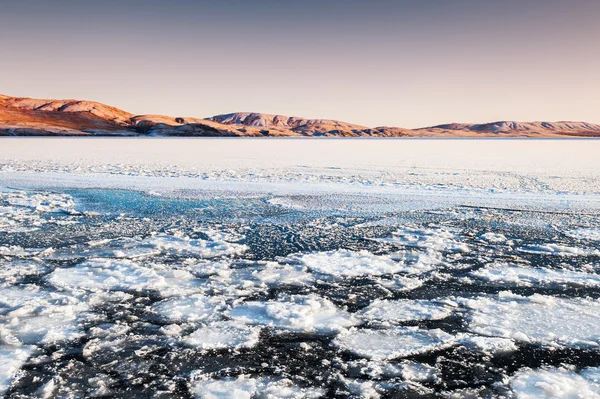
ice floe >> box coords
[359,299,454,324]
[378,226,470,253]
[334,327,455,360]
[0,345,34,396]
[510,366,600,398]
[47,258,202,296]
[152,294,225,323]
[228,294,357,333]
[566,228,600,242]
[464,292,600,347]
[191,375,325,399]
[470,262,600,288]
[0,285,87,345]
[291,250,406,278]
[518,243,600,257]
[183,321,261,351]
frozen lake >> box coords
[0,139,599,398]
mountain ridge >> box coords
[1,94,599,138]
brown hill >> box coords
[1,94,599,137]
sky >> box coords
[1,0,599,128]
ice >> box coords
[228,294,357,333]
[0,259,47,285]
[350,359,437,382]
[191,375,324,399]
[378,226,470,253]
[567,228,600,242]
[0,345,34,396]
[518,243,600,256]
[510,366,600,398]
[359,299,454,324]
[0,285,87,344]
[334,327,455,360]
[152,294,225,323]
[479,232,508,243]
[464,293,600,347]
[47,258,202,297]
[460,336,518,354]
[183,321,261,350]
[470,262,600,288]
[81,233,248,259]
[292,250,406,278]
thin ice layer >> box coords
[359,299,454,324]
[464,293,600,347]
[510,367,600,399]
[228,294,357,333]
[47,258,202,296]
[377,226,470,253]
[470,263,600,288]
[333,327,455,360]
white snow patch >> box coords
[152,295,225,323]
[378,226,470,253]
[480,232,508,243]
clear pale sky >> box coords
[1,0,599,128]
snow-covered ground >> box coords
[0,138,599,398]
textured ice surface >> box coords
[334,327,455,360]
[0,346,34,395]
[191,376,325,399]
[0,259,47,285]
[47,258,202,296]
[460,336,518,354]
[228,295,357,332]
[292,250,406,277]
[470,263,600,288]
[510,367,600,399]
[567,228,600,242]
[359,299,454,324]
[464,293,600,347]
[183,321,261,351]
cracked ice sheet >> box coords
[183,321,261,351]
[333,327,456,360]
[463,292,600,348]
[227,294,357,333]
[191,375,325,399]
[470,262,600,288]
[510,366,600,399]
[290,250,408,278]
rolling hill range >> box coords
[1,94,599,137]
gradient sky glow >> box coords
[1,0,599,128]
